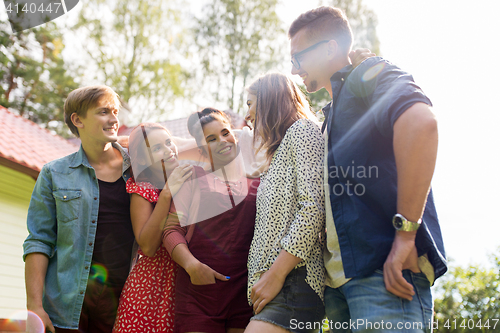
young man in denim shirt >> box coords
[23,86,135,333]
[288,6,446,333]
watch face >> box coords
[394,216,403,229]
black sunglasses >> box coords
[291,40,330,70]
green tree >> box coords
[73,0,189,121]
[308,0,381,111]
[433,251,500,333]
[194,0,285,113]
[0,18,79,136]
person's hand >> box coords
[26,306,55,333]
[383,231,420,301]
[349,48,376,68]
[250,270,286,314]
[185,260,229,285]
[163,164,193,197]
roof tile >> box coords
[0,106,79,174]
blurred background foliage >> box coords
[1,0,380,136]
[433,249,500,333]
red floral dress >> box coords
[112,178,176,333]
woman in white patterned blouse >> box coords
[244,72,326,333]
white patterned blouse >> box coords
[247,118,326,302]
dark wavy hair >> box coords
[187,108,232,150]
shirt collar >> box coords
[68,142,130,174]
[328,64,353,105]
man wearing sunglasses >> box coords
[289,6,446,333]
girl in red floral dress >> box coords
[112,123,193,333]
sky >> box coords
[3,0,500,269]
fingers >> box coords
[172,164,193,177]
[213,269,230,282]
[166,165,193,195]
[47,322,56,333]
[251,288,270,314]
[253,298,266,314]
[383,263,415,301]
[180,169,193,181]
[27,309,55,333]
[349,48,376,68]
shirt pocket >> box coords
[53,189,82,223]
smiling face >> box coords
[201,119,238,169]
[146,129,179,174]
[73,94,120,144]
[245,93,257,127]
[290,29,332,93]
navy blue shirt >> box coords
[324,57,447,281]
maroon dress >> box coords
[172,167,259,333]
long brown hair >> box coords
[247,72,316,162]
[129,123,172,183]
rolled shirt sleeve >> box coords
[23,165,57,260]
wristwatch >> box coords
[392,213,421,232]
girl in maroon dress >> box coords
[163,108,260,333]
[112,123,193,333]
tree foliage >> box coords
[73,0,189,122]
[308,0,381,111]
[433,250,500,333]
[0,18,78,136]
[194,0,285,113]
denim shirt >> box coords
[324,57,447,281]
[23,143,131,329]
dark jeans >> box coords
[55,279,124,333]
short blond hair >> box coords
[64,85,120,137]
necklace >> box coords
[213,176,242,195]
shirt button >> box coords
[85,266,88,269]
[89,242,93,246]
[92,220,96,223]
[63,196,67,199]
[94,197,97,200]
[80,291,84,295]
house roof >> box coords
[118,109,248,138]
[0,106,79,178]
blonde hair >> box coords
[64,85,120,137]
[247,72,316,162]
